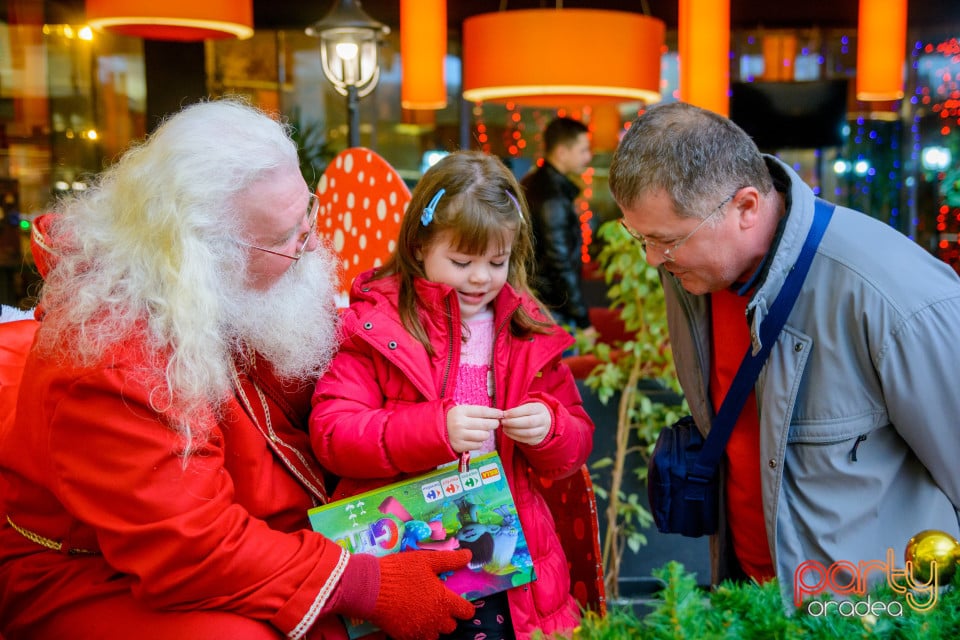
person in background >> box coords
[310,150,595,640]
[521,117,595,334]
[0,98,474,640]
[608,101,960,609]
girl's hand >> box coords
[446,404,503,453]
[500,402,551,446]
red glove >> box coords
[336,549,476,640]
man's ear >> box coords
[734,187,762,230]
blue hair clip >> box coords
[421,188,445,226]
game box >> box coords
[308,452,536,637]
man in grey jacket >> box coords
[608,101,960,612]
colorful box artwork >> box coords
[308,452,536,638]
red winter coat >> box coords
[310,269,595,639]
[0,334,351,639]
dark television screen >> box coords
[729,79,849,150]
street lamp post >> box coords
[345,84,360,148]
[307,0,389,148]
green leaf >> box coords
[581,219,688,591]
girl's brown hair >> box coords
[377,150,553,353]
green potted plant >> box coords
[548,560,960,638]
[288,107,337,187]
[574,220,687,600]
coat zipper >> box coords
[439,297,455,399]
[489,301,524,409]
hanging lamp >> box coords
[85,0,253,41]
[401,0,447,110]
[588,104,623,153]
[679,0,730,116]
[856,0,907,101]
[761,33,797,82]
[462,8,664,106]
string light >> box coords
[913,37,960,272]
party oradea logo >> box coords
[793,529,959,617]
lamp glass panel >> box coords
[319,28,379,92]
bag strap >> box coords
[686,198,835,487]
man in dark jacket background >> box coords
[522,116,594,333]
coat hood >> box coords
[341,268,573,401]
[347,267,562,337]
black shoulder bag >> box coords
[648,199,835,537]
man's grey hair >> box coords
[609,101,773,218]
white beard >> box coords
[225,245,342,384]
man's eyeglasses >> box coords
[241,193,320,261]
[620,191,737,262]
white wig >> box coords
[35,98,334,450]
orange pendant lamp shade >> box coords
[679,0,730,116]
[856,0,907,100]
[761,34,797,81]
[86,0,253,41]
[463,9,664,106]
[589,103,623,153]
[401,0,447,109]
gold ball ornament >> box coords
[904,529,960,584]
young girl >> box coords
[310,150,595,640]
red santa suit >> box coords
[0,334,351,639]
